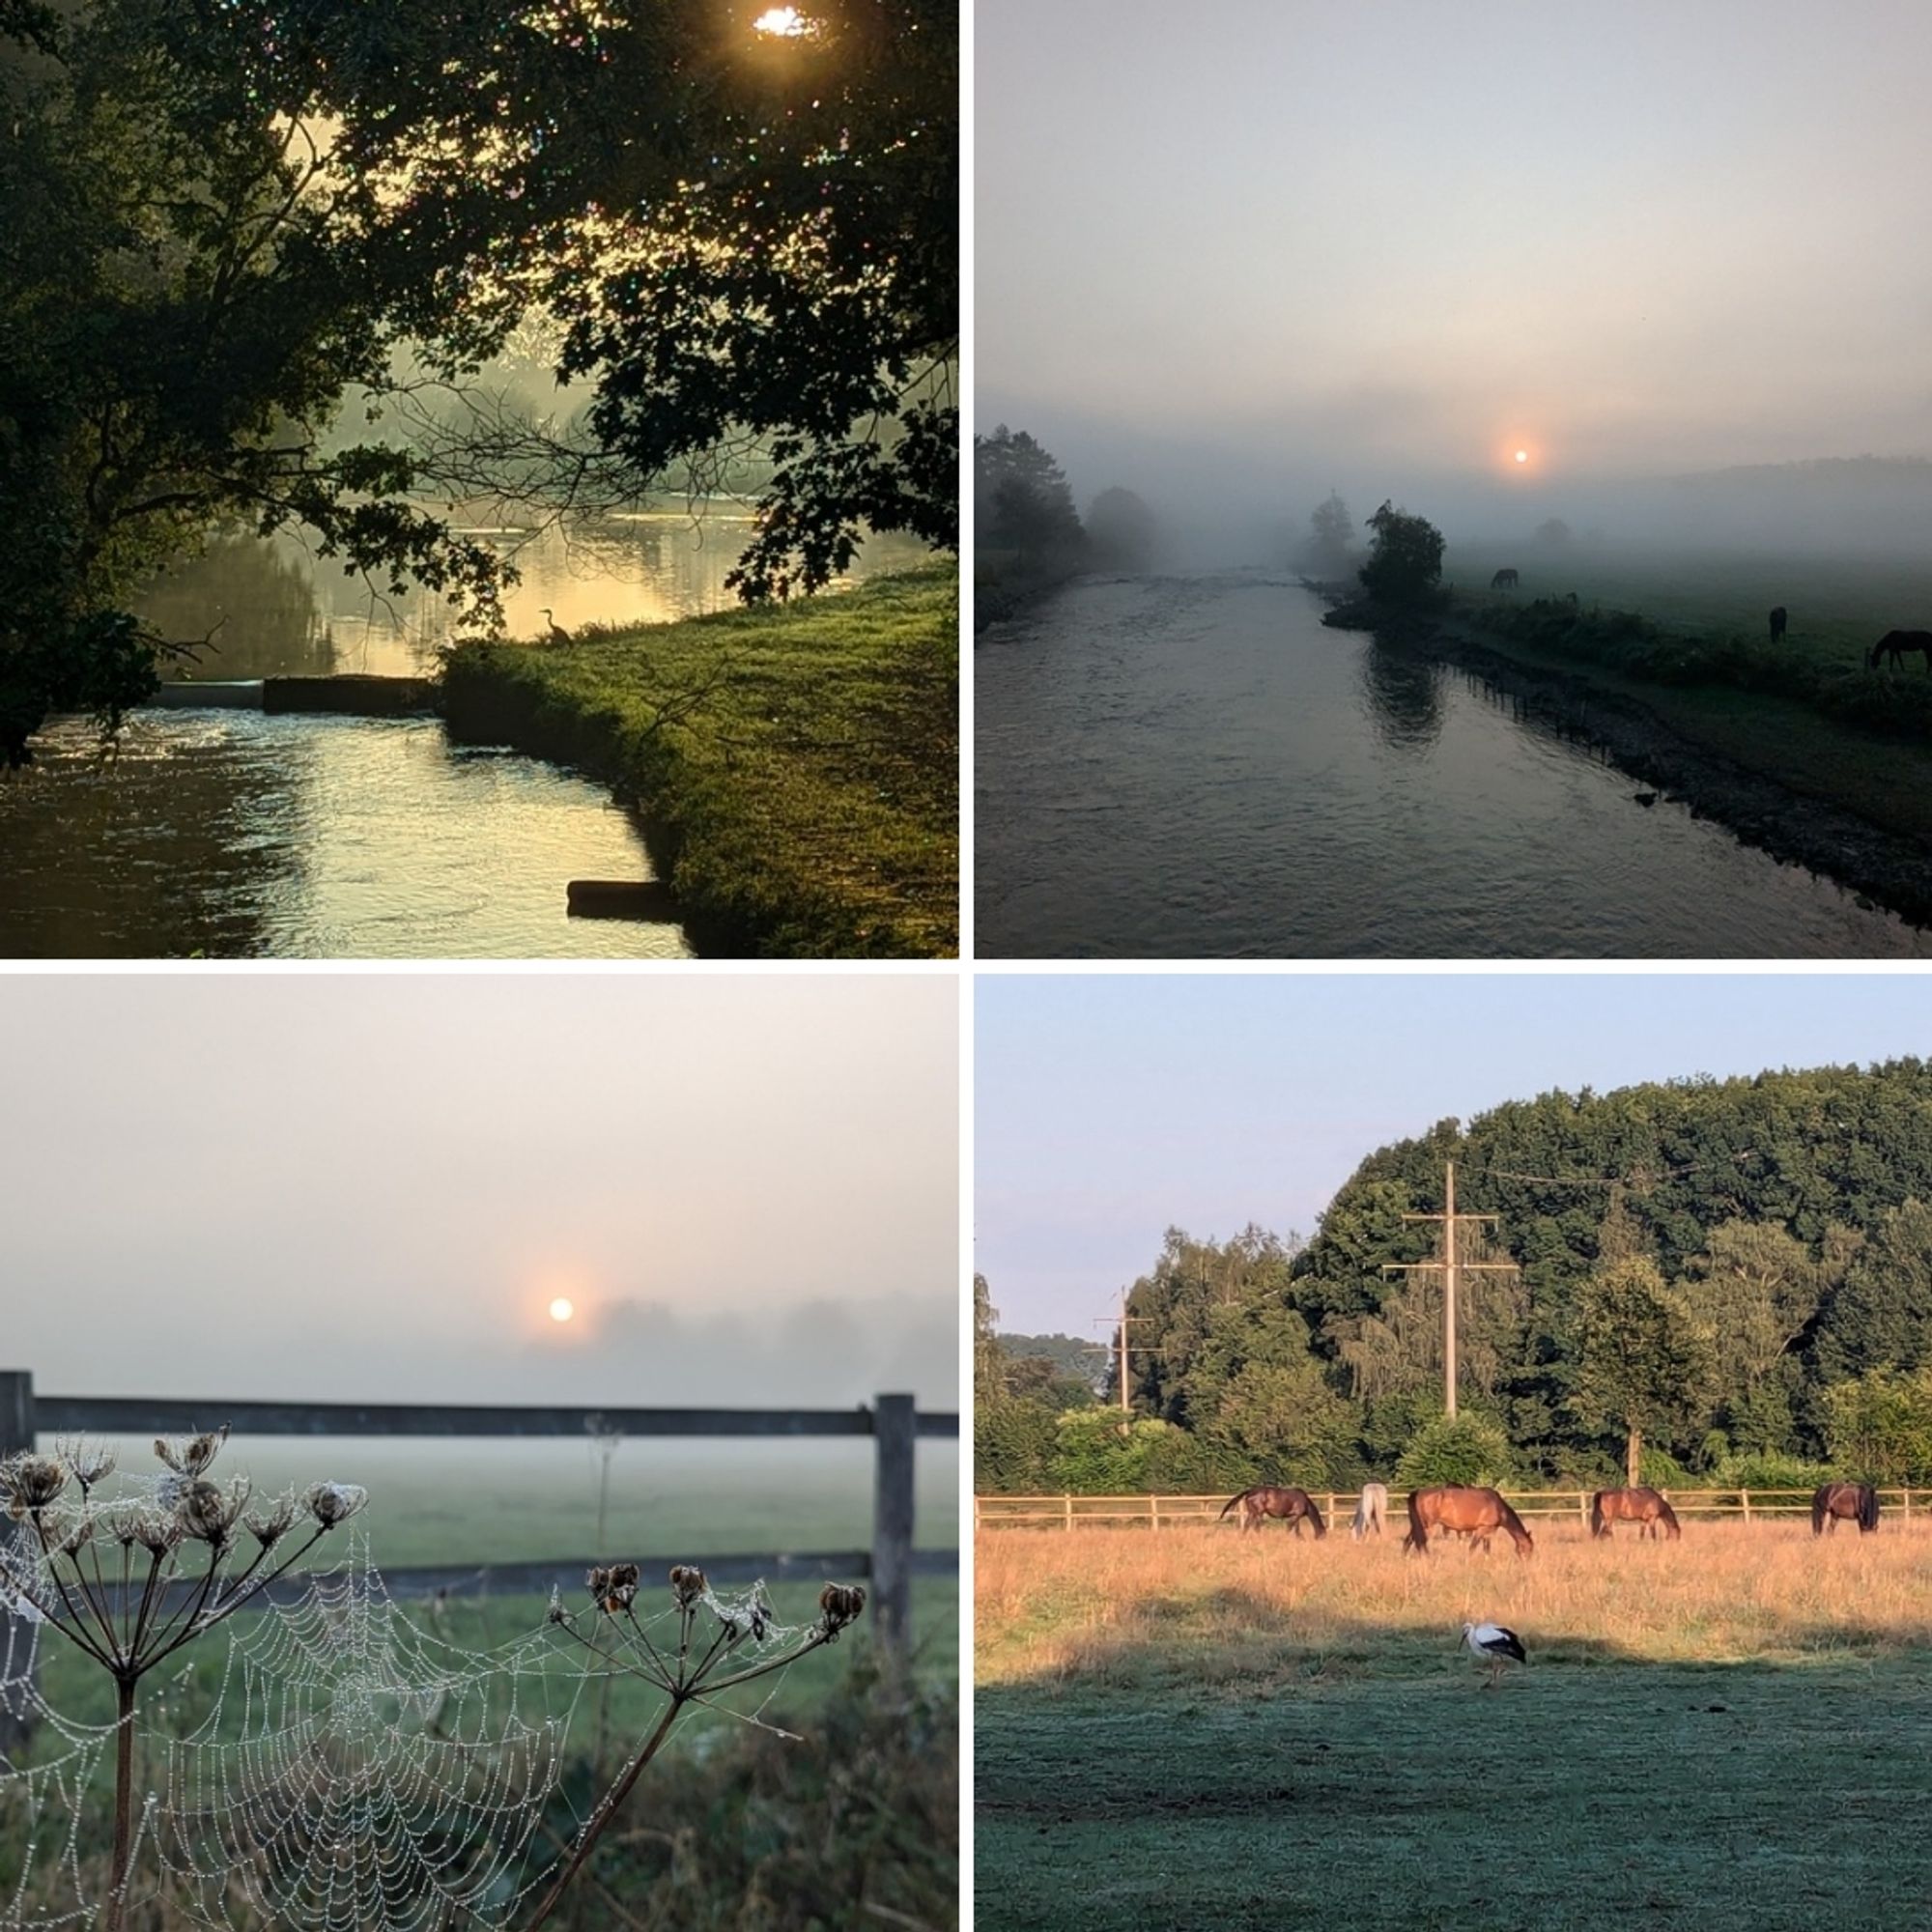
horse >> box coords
[1351,1482,1388,1540]
[1589,1487,1682,1541]
[1219,1486,1328,1537]
[1404,1486,1534,1556]
[1868,630,1932,672]
[1769,606,1787,643]
[1812,1481,1879,1535]
[1490,568,1520,591]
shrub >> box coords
[1394,1411,1516,1490]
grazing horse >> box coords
[1590,1487,1682,1541]
[1812,1481,1880,1535]
[1868,630,1932,672]
[1352,1482,1389,1541]
[1404,1486,1534,1556]
[1769,606,1787,643]
[1490,568,1520,591]
[1219,1486,1328,1537]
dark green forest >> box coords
[977,1058,1932,1494]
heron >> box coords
[539,608,571,644]
[1462,1621,1527,1690]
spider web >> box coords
[155,1544,582,1932]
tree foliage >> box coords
[1084,487,1156,571]
[1568,1258,1716,1485]
[2,0,956,758]
[1356,498,1445,608]
[973,425,1080,566]
[1302,491,1354,577]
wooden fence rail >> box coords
[974,1488,1924,1530]
[0,1371,957,1656]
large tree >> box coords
[2,0,956,758]
[1569,1258,1716,1484]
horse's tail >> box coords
[1404,1491,1428,1554]
[1589,1492,1607,1539]
[1655,1495,1682,1540]
[1218,1492,1247,1522]
[1308,1495,1328,1539]
[1861,1484,1880,1533]
[1497,1495,1534,1556]
[1812,1484,1829,1535]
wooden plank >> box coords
[0,1372,37,1754]
[871,1394,916,1658]
[36,1396,944,1439]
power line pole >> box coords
[1094,1287,1156,1415]
[1383,1159,1518,1417]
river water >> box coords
[976,571,1932,958]
[0,514,923,958]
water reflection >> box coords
[137,511,930,681]
[0,714,687,959]
[1359,639,1445,750]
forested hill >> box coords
[976,1059,1932,1495]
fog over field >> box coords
[979,0,1932,562]
[4,976,958,1410]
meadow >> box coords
[976,1520,1932,1932]
[1432,543,1932,844]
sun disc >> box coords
[549,1296,575,1323]
[1515,450,1528,464]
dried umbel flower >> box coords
[668,1565,707,1609]
[818,1583,866,1634]
[1,1453,69,1520]
[244,1493,298,1548]
[58,1437,117,1492]
[155,1426,230,1478]
[177,1478,251,1548]
[303,1481,368,1529]
[43,1505,96,1558]
[547,1587,571,1628]
[132,1509,185,1556]
[586,1563,640,1614]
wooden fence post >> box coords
[1064,1495,1072,1532]
[1150,1496,1161,1532]
[870,1394,915,1660]
[0,1371,36,1755]
[1740,1490,1750,1523]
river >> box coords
[975,571,1932,957]
[0,514,924,958]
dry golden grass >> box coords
[977,1518,1932,1691]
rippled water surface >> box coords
[0,714,686,959]
[976,572,1932,957]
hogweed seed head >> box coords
[155,1426,229,1478]
[57,1438,116,1492]
[178,1478,251,1548]
[668,1565,706,1608]
[303,1482,368,1529]
[585,1562,639,1614]
[1,1454,69,1520]
[818,1583,866,1634]
[244,1492,298,1548]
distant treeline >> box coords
[977,1058,1932,1496]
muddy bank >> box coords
[974,562,1082,633]
[1321,593,1932,929]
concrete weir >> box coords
[149,675,438,717]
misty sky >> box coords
[3,974,958,1408]
[978,973,1932,1338]
[979,0,1932,521]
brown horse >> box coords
[1768,606,1787,643]
[1590,1487,1682,1541]
[1490,568,1520,591]
[1868,630,1932,672]
[1404,1486,1533,1556]
[1812,1481,1879,1535]
[1218,1486,1328,1537]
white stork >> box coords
[1462,1621,1526,1690]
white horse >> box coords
[1352,1482,1388,1540]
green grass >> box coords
[441,564,958,957]
[978,1659,1932,1932]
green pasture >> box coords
[977,1653,1932,1932]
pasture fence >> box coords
[0,1367,956,1744]
[974,1488,1926,1531]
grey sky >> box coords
[979,0,1932,520]
[4,974,958,1407]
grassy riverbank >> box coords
[442,564,957,957]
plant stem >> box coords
[104,1674,137,1932]
[523,1696,686,1932]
